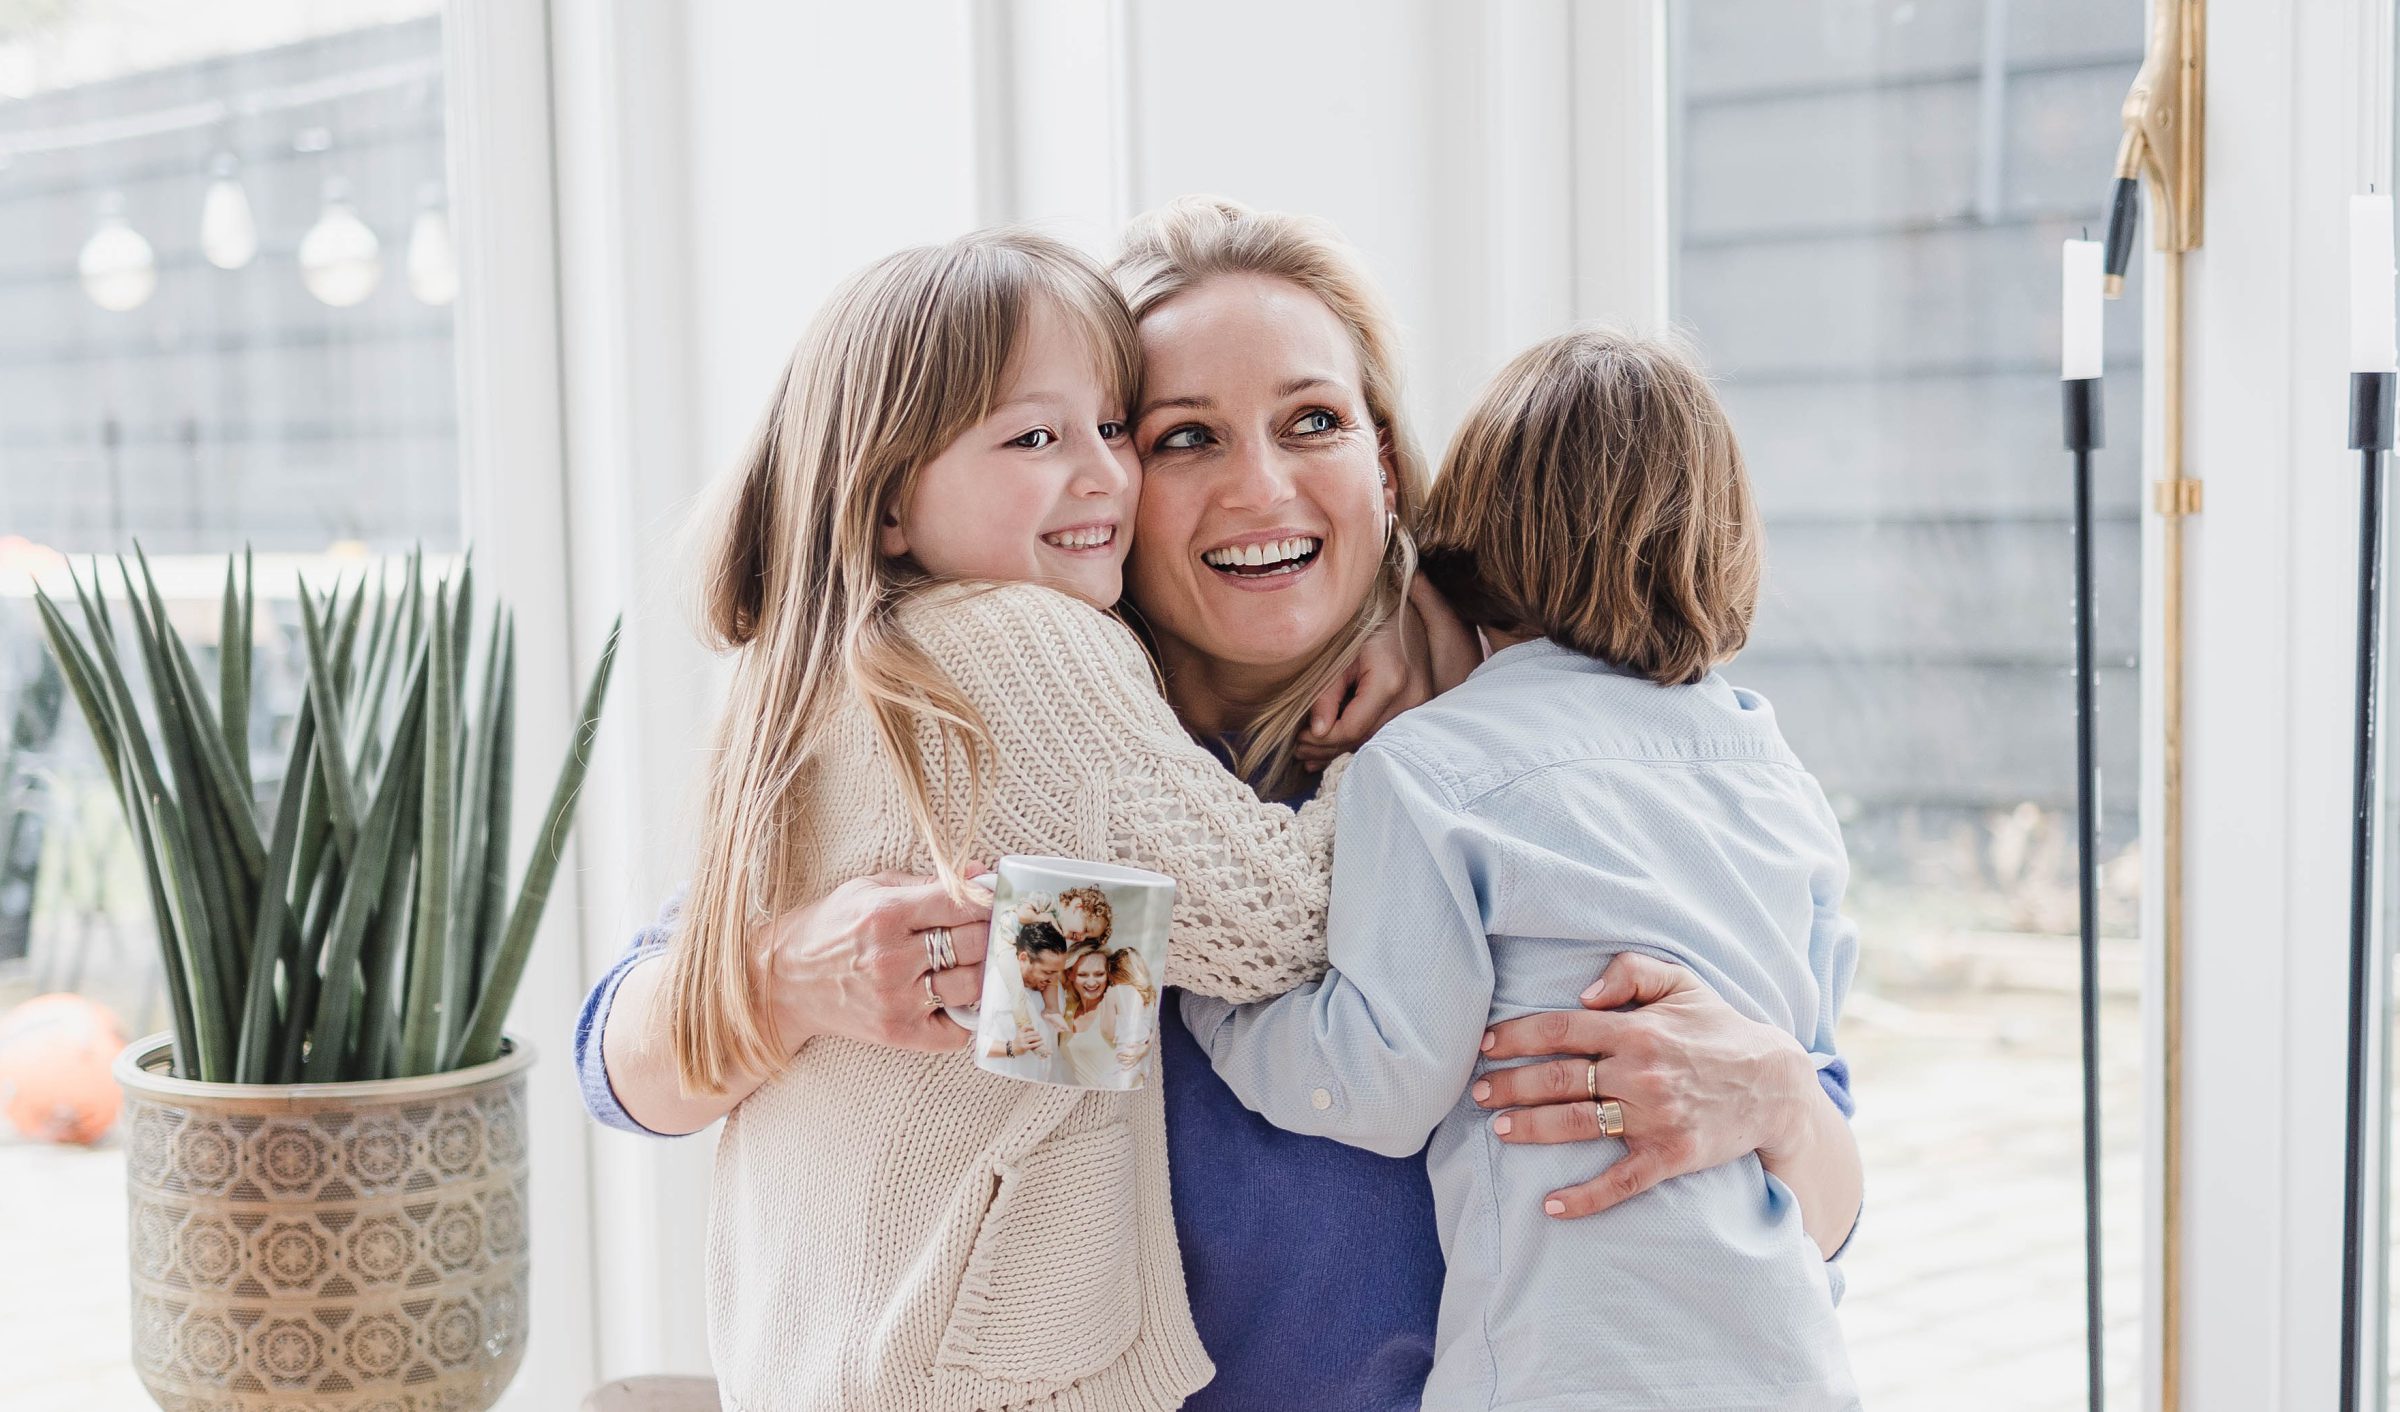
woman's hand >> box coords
[1472,953,1861,1255]
[1295,576,1484,770]
[752,869,995,1055]
[601,871,994,1136]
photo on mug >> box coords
[976,869,1167,1091]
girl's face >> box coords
[1055,897,1091,940]
[883,298,1141,609]
[1071,952,1109,1003]
[1127,274,1396,677]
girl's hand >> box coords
[1471,953,1831,1220]
[1295,577,1479,770]
[753,868,995,1055]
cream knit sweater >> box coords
[705,582,1346,1412]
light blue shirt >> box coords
[1181,638,1862,1411]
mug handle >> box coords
[941,871,1001,1030]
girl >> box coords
[659,229,1352,1411]
[1105,946,1158,1079]
[1056,945,1120,1087]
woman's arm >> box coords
[589,876,992,1136]
[1473,953,1862,1259]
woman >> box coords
[575,198,1859,1409]
[1056,946,1122,1088]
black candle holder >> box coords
[2343,367,2395,1412]
[2060,374,2105,1412]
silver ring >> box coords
[923,926,956,972]
[923,973,942,1008]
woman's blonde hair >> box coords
[1106,946,1157,1007]
[666,229,1140,1096]
[1111,195,1428,799]
[1418,327,1760,686]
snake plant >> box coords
[30,547,619,1083]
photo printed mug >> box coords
[962,856,1173,1091]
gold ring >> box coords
[1595,1098,1627,1138]
[1584,1060,1599,1102]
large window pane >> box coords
[0,5,457,1406]
[1670,3,2146,1406]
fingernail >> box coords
[1493,1115,1512,1135]
[1581,982,1605,1003]
[1544,1198,1567,1217]
[1472,1080,1491,1103]
[1481,1031,1496,1052]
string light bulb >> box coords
[298,179,382,308]
[79,194,157,312]
[199,153,258,270]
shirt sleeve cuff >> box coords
[1812,1052,1854,1119]
[575,939,676,1137]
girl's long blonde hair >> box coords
[1111,195,1429,799]
[667,230,1140,1096]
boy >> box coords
[1182,329,1861,1410]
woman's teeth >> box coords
[1201,536,1322,576]
[1042,526,1115,550]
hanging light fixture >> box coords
[199,153,258,270]
[298,178,382,308]
[79,194,157,312]
[406,181,456,306]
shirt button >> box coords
[1311,1088,1333,1111]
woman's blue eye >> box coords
[1155,426,1210,452]
[1294,409,1338,435]
[1099,420,1127,442]
[1011,428,1056,450]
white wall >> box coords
[548,0,1665,1384]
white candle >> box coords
[2353,193,2398,373]
[2061,238,2103,381]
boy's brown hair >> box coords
[1417,328,1760,687]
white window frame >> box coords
[442,0,609,1402]
[2170,2,2397,1407]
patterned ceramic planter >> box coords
[113,1033,534,1412]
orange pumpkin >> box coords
[0,993,127,1145]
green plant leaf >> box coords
[400,582,457,1077]
[144,790,232,1081]
[473,613,516,988]
[30,588,122,797]
[451,616,620,1070]
[138,550,265,882]
[219,556,250,789]
[304,645,431,1082]
[235,692,315,1083]
[295,579,361,863]
[119,553,244,1001]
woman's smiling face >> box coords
[1070,951,1110,1004]
[1128,274,1395,679]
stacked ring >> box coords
[923,926,957,972]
